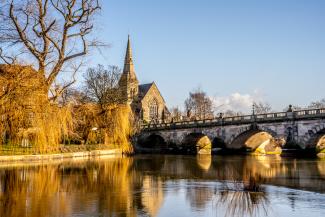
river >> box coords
[0,155,325,217]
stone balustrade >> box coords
[142,108,325,131]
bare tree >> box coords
[185,88,214,120]
[83,64,122,108]
[282,99,325,112]
[170,107,183,122]
[58,86,90,106]
[253,102,272,114]
[222,110,243,117]
[0,0,101,100]
[308,98,325,109]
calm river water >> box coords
[0,155,325,217]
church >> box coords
[118,36,169,123]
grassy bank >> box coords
[0,144,120,156]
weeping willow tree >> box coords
[86,65,136,154]
[71,103,135,154]
[0,65,73,152]
[0,0,102,153]
[102,105,134,153]
[70,64,136,154]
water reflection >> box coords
[140,176,164,217]
[317,159,325,178]
[216,168,270,217]
[217,190,269,217]
[196,155,212,171]
[0,155,324,217]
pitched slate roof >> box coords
[138,83,154,98]
[138,82,167,104]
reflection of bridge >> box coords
[134,155,325,193]
[137,108,325,153]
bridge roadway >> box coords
[138,108,325,153]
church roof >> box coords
[138,83,153,97]
[138,82,166,104]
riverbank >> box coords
[0,148,122,163]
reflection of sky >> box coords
[157,182,216,217]
[157,181,325,217]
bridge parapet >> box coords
[142,108,325,132]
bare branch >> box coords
[0,0,102,100]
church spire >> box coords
[124,35,133,65]
[123,35,136,79]
[119,35,139,104]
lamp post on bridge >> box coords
[252,103,257,129]
[218,112,224,126]
[286,104,295,120]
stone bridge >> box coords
[136,108,325,154]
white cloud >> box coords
[211,90,265,114]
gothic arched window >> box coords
[149,99,159,120]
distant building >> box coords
[118,36,169,123]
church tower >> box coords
[119,35,139,104]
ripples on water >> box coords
[0,155,325,217]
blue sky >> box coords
[89,0,325,112]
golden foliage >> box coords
[0,65,73,153]
[73,104,135,154]
[0,64,135,154]
[103,105,134,154]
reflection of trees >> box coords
[217,190,269,217]
[212,156,280,217]
[317,159,325,179]
[186,185,214,210]
[0,166,70,217]
[216,172,270,217]
[0,157,165,217]
[185,155,274,213]
[94,158,137,217]
[0,170,28,217]
[140,176,164,217]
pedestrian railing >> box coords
[142,108,325,131]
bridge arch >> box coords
[137,133,167,152]
[228,125,279,150]
[304,124,325,150]
[212,137,226,149]
[182,132,212,154]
